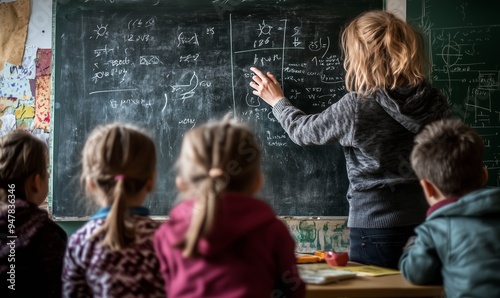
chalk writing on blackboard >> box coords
[53,1,383,219]
[408,0,500,186]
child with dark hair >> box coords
[399,119,500,298]
[0,130,67,298]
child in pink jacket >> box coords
[154,118,305,298]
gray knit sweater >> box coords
[273,82,450,228]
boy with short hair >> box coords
[399,119,500,298]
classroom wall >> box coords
[0,0,79,235]
[1,0,404,253]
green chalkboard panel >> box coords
[51,0,383,219]
[407,0,500,187]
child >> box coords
[249,10,450,268]
[154,118,305,298]
[0,130,67,298]
[399,119,500,297]
[62,123,165,297]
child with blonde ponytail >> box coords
[154,118,305,298]
[62,123,165,297]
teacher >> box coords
[248,10,450,269]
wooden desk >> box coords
[303,263,444,298]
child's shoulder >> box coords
[67,216,160,248]
[3,199,63,235]
[40,216,68,242]
[69,218,110,247]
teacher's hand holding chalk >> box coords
[249,67,284,107]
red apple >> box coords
[325,251,349,266]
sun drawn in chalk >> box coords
[257,20,273,37]
[93,24,109,39]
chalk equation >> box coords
[83,14,347,139]
[428,23,500,186]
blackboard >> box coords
[51,0,383,219]
[407,0,500,187]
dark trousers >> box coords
[348,225,418,269]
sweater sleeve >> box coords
[398,224,443,285]
[272,94,356,147]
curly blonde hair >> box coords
[341,10,427,97]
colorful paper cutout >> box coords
[0,96,18,136]
[0,77,33,100]
[34,75,51,131]
[14,103,34,120]
[36,48,52,77]
[0,46,37,79]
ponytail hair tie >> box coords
[114,174,126,181]
[208,168,224,178]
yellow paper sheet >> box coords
[0,96,18,136]
[299,263,400,277]
[333,265,400,277]
[0,0,30,71]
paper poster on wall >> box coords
[0,96,17,136]
[0,77,32,100]
[36,49,51,76]
[0,76,35,132]
[35,75,50,131]
[0,46,51,134]
[0,64,35,133]
[0,46,37,79]
[0,0,30,71]
[14,102,34,130]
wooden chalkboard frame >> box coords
[49,0,384,220]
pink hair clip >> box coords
[208,168,224,178]
[114,174,126,181]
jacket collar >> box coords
[427,197,459,217]
[91,206,150,220]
